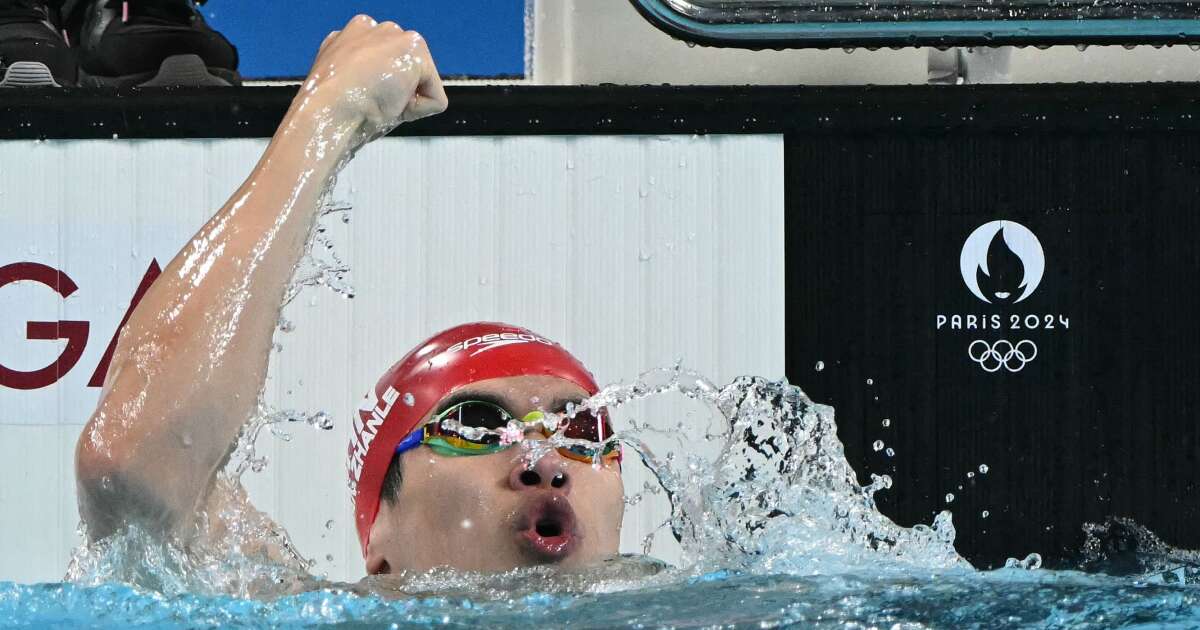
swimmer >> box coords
[75,15,625,576]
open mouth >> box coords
[515,496,579,562]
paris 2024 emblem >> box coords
[936,220,1070,374]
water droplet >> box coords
[885,447,895,457]
[967,471,975,478]
[325,554,334,562]
[873,440,884,451]
[866,378,874,385]
[403,392,415,407]
[979,464,989,474]
[278,317,295,333]
[566,159,575,170]
[881,418,890,427]
[325,519,335,530]
[478,276,488,286]
[814,361,825,371]
[638,250,653,262]
[981,510,990,518]
[309,411,333,430]
[341,214,350,224]
[945,493,955,503]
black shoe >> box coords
[65,0,239,87]
[0,0,78,87]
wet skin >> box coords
[366,375,625,574]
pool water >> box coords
[4,565,1200,628]
[8,370,1199,627]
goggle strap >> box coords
[394,427,425,455]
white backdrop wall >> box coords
[0,133,785,584]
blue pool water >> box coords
[4,567,1200,628]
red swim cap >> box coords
[348,322,599,555]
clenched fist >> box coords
[300,15,449,140]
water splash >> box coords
[66,476,315,598]
[596,369,965,574]
[1080,517,1200,581]
[228,401,335,477]
[281,190,355,307]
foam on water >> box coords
[20,561,1200,627]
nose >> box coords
[508,449,572,495]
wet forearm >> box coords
[78,98,364,535]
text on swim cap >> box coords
[348,385,400,491]
[446,332,556,357]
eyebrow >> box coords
[542,396,581,413]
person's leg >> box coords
[0,0,77,86]
[68,0,239,86]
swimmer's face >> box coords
[365,375,624,574]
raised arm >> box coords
[75,16,447,541]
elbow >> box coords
[74,424,132,540]
[75,419,130,490]
[74,410,192,540]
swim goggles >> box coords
[394,400,622,464]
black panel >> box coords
[786,129,1200,568]
[3,84,1200,139]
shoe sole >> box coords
[0,62,62,88]
[83,54,239,88]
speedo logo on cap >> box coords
[348,385,400,490]
[446,332,556,357]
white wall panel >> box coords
[0,134,783,583]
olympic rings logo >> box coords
[968,339,1038,373]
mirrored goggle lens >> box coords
[432,401,510,445]
[561,407,615,443]
[559,442,622,463]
